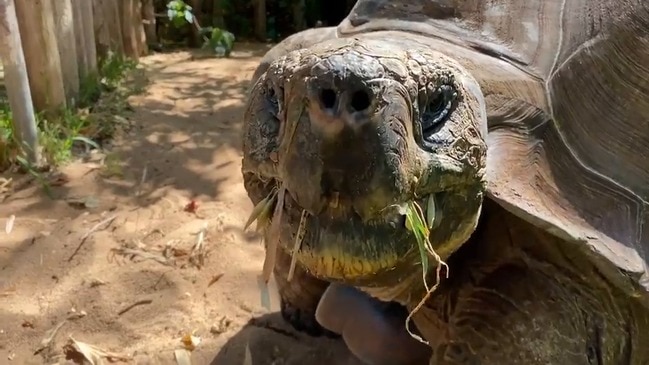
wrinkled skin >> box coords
[241,31,649,364]
[243,37,487,285]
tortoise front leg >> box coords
[416,262,635,365]
[273,247,338,337]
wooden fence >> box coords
[0,0,151,164]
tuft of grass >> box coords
[0,103,17,171]
[0,52,142,173]
[99,52,138,91]
[403,198,449,345]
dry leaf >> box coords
[189,223,208,268]
[66,196,99,209]
[34,312,86,355]
[207,273,224,287]
[5,215,15,234]
[63,336,130,365]
[180,332,202,351]
[0,285,16,297]
[184,200,199,213]
[0,177,12,194]
[174,349,192,365]
[210,316,231,335]
[257,275,271,311]
[109,246,173,266]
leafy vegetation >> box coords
[1,0,356,172]
[0,53,141,172]
[165,0,236,57]
[166,0,195,28]
[199,26,235,57]
[155,0,355,48]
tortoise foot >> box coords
[280,297,340,338]
[273,247,339,338]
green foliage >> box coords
[162,0,237,57]
[166,0,194,28]
[0,55,140,171]
[0,101,90,169]
[99,52,138,90]
[200,26,235,57]
[79,72,102,107]
[0,103,17,170]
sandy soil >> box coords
[0,44,363,365]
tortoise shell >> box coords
[337,0,649,297]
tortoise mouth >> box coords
[269,177,445,288]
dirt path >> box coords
[0,44,361,365]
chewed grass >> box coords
[404,198,449,344]
[244,189,449,345]
[244,183,310,283]
[244,185,284,310]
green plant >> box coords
[99,51,138,90]
[0,103,18,170]
[200,26,236,57]
[166,0,194,28]
[0,54,140,172]
[79,72,102,107]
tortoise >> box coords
[241,0,649,363]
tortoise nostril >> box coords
[350,90,371,112]
[320,88,337,109]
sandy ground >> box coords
[0,44,363,365]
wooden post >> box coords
[0,0,41,164]
[79,0,97,74]
[106,0,124,57]
[188,0,203,47]
[93,0,124,61]
[52,0,80,106]
[14,0,67,115]
[71,0,88,77]
[120,0,139,60]
[134,0,148,56]
[141,0,157,46]
[92,0,110,60]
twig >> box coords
[68,215,117,262]
[135,165,148,197]
[118,299,153,315]
[207,273,224,287]
[109,246,174,266]
[34,312,86,355]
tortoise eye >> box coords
[254,81,283,144]
[421,84,457,137]
[266,84,282,119]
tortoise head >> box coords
[242,37,487,290]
